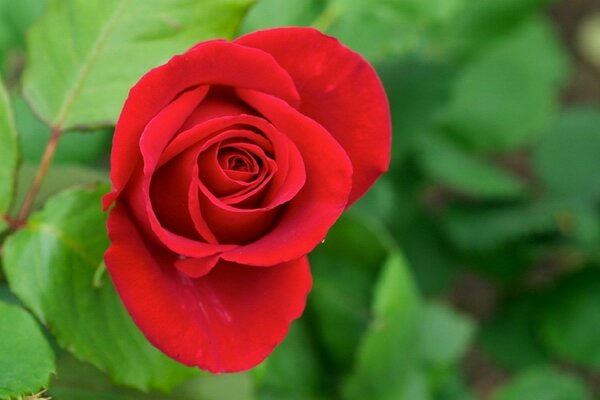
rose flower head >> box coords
[103,27,391,373]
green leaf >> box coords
[376,58,457,169]
[540,269,600,370]
[418,302,475,370]
[351,176,397,224]
[23,0,254,131]
[0,79,18,220]
[533,106,600,201]
[13,95,112,166]
[444,18,567,152]
[241,0,321,31]
[434,372,475,400]
[0,283,20,306]
[241,0,467,62]
[308,214,389,372]
[344,253,422,400]
[50,353,254,400]
[491,366,589,400]
[0,301,55,399]
[399,216,458,296]
[448,0,555,58]
[0,0,46,72]
[253,320,324,400]
[480,296,548,370]
[2,186,196,391]
[443,200,574,251]
[417,133,526,198]
[460,242,536,282]
[10,163,108,216]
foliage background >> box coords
[1,0,600,399]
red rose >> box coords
[103,27,390,373]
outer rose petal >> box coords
[105,203,311,372]
[236,27,391,205]
[104,39,301,208]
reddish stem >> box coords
[16,126,62,224]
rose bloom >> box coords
[103,27,390,373]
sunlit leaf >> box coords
[3,186,196,391]
[13,95,112,166]
[0,301,55,399]
[23,0,254,130]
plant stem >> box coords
[16,126,62,224]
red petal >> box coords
[174,255,220,279]
[236,27,391,205]
[197,183,280,244]
[159,115,306,210]
[105,203,311,372]
[123,157,232,258]
[196,131,276,199]
[104,39,301,208]
[103,85,208,208]
[222,91,352,266]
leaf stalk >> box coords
[16,126,62,225]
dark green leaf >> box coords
[533,106,600,201]
[23,0,254,130]
[417,133,526,198]
[344,253,422,400]
[398,215,458,296]
[434,372,475,400]
[376,58,457,169]
[444,18,567,152]
[459,242,537,281]
[491,366,589,400]
[540,269,600,370]
[443,200,573,251]
[448,0,555,58]
[3,186,196,391]
[481,296,548,370]
[0,301,55,399]
[308,214,388,372]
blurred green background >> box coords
[1,0,600,399]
